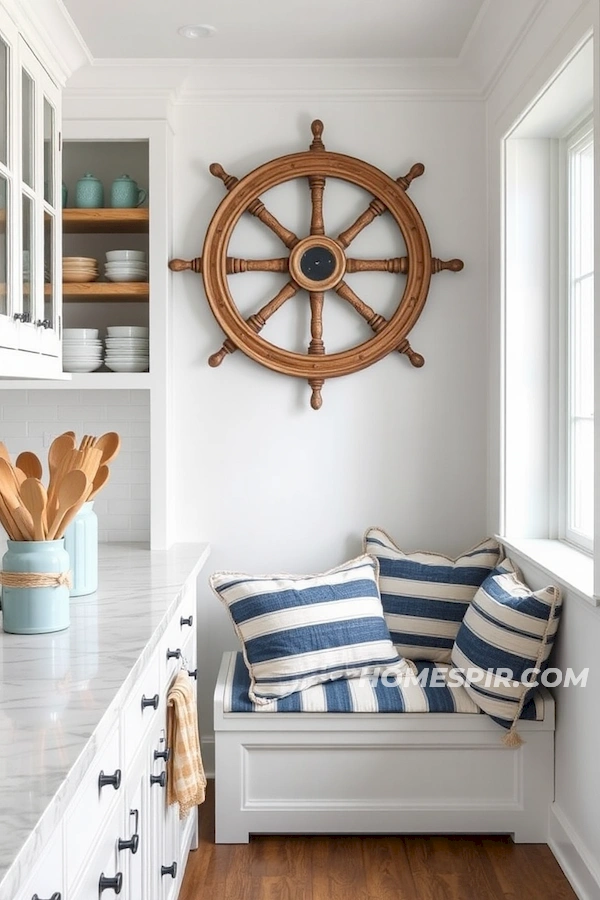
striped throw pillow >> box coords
[210,554,407,705]
[451,558,561,745]
[364,528,501,662]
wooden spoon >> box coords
[16,451,43,481]
[88,464,110,500]
[20,478,47,541]
[46,469,89,541]
[0,458,34,539]
[47,433,77,507]
[94,432,121,467]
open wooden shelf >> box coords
[60,282,149,302]
[62,208,149,233]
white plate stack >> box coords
[105,249,148,283]
[105,326,149,372]
[63,328,103,373]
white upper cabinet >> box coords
[0,6,63,378]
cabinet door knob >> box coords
[188,669,198,680]
[161,862,178,879]
[99,873,123,894]
[36,318,51,329]
[166,648,181,660]
[154,747,171,761]
[14,312,31,323]
[32,894,61,900]
[180,615,193,627]
[141,693,159,710]
[150,771,167,788]
[118,832,139,854]
[98,769,122,790]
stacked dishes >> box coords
[105,249,148,283]
[105,326,149,372]
[63,257,99,283]
[63,328,103,373]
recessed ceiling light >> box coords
[177,24,217,39]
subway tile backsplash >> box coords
[0,390,150,542]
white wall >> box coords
[486,1,600,896]
[170,98,487,751]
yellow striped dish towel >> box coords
[167,670,206,818]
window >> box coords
[564,121,594,551]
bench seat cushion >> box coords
[223,652,547,719]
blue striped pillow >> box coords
[451,558,561,744]
[364,529,501,662]
[210,555,407,705]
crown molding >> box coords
[2,0,91,84]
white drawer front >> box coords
[70,801,124,900]
[64,724,121,888]
[14,825,64,900]
[122,653,162,769]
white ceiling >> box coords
[62,0,486,60]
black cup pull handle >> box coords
[141,693,159,710]
[150,771,166,787]
[166,648,181,660]
[118,832,139,854]
[154,746,171,761]
[98,769,121,790]
[99,873,123,894]
[161,862,177,879]
[188,669,198,680]
[32,894,61,900]
[180,615,193,627]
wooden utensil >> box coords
[0,493,20,540]
[46,469,89,540]
[0,458,34,539]
[47,432,77,505]
[16,451,43,480]
[88,464,110,500]
[20,478,47,541]
[94,432,121,467]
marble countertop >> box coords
[0,541,210,900]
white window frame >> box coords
[560,117,594,554]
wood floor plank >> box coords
[179,783,577,900]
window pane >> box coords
[0,38,7,166]
[574,141,593,278]
[22,192,33,321]
[572,274,594,418]
[43,97,54,205]
[0,173,7,316]
[21,69,34,188]
[570,417,594,538]
[44,209,54,327]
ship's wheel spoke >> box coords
[308,176,326,236]
[226,257,289,274]
[307,290,325,410]
[210,163,300,249]
[346,257,408,274]
[208,281,299,368]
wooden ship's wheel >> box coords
[170,119,463,409]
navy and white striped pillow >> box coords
[210,555,407,705]
[451,558,561,744]
[364,528,501,663]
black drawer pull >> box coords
[180,615,193,627]
[32,894,61,900]
[161,862,178,879]
[150,771,167,787]
[188,668,198,680]
[141,693,159,710]
[118,832,139,854]
[99,873,123,894]
[166,648,181,660]
[154,747,171,761]
[98,769,121,790]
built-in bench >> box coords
[213,651,555,844]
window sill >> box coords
[496,536,596,607]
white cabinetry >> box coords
[0,4,63,379]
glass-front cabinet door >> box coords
[0,6,62,377]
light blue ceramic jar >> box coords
[1,540,70,634]
[110,174,147,208]
[64,501,98,597]
[75,173,104,208]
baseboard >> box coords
[201,734,215,779]
[549,804,600,900]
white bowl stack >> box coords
[105,326,149,372]
[63,328,103,373]
[105,249,148,283]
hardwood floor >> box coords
[180,782,576,900]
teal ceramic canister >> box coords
[75,173,104,208]
[1,540,70,634]
[63,501,98,597]
[110,174,147,208]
